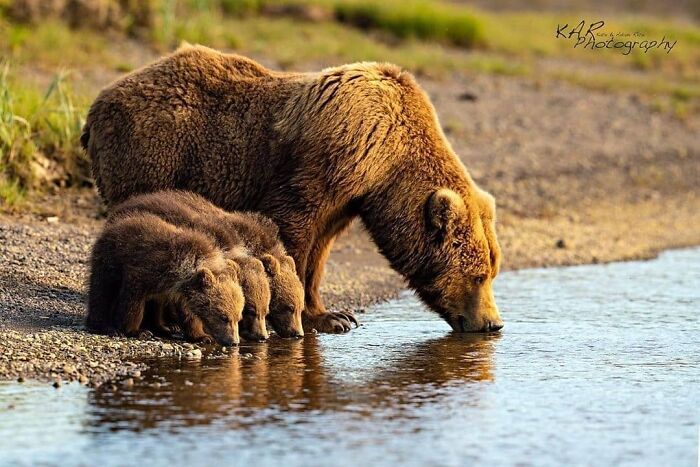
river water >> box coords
[1,248,698,466]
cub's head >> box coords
[413,188,503,333]
[261,253,305,338]
[185,263,244,346]
[236,256,271,342]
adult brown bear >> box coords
[82,45,503,334]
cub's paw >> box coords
[195,335,214,345]
[304,311,359,334]
[137,330,154,340]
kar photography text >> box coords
[556,20,677,55]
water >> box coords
[1,248,699,466]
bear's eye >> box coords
[473,275,486,286]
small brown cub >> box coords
[109,191,272,340]
[86,213,244,345]
[173,191,307,338]
[110,190,306,338]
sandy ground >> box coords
[1,71,699,386]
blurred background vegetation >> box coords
[0,0,698,207]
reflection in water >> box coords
[1,248,699,466]
[88,330,499,431]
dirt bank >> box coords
[1,71,698,386]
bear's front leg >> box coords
[301,235,358,334]
[114,286,147,337]
[181,312,214,344]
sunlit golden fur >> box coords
[107,190,286,340]
[83,45,502,332]
[87,213,244,345]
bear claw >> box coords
[305,311,359,334]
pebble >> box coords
[185,349,202,359]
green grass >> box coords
[0,63,88,193]
[0,19,116,69]
[333,0,484,48]
[253,0,700,73]
[0,178,26,208]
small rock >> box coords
[457,91,478,102]
[46,216,59,224]
[184,380,194,386]
[17,376,24,383]
[52,379,61,388]
[122,378,134,387]
[555,239,566,249]
[78,375,89,385]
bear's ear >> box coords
[224,259,241,282]
[282,254,297,272]
[426,189,467,236]
[260,254,280,276]
[191,268,216,290]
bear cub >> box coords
[86,212,244,345]
[109,190,306,338]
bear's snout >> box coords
[457,315,504,333]
[483,320,504,332]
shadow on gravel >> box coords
[0,271,85,329]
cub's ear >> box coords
[282,254,297,272]
[260,254,280,276]
[224,259,241,282]
[426,188,467,235]
[191,268,216,290]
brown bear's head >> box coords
[413,188,503,333]
[184,264,244,346]
[261,253,305,338]
[235,256,271,342]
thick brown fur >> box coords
[108,190,304,338]
[83,45,502,333]
[86,212,244,345]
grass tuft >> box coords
[0,177,26,208]
[0,62,88,192]
[334,0,484,48]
